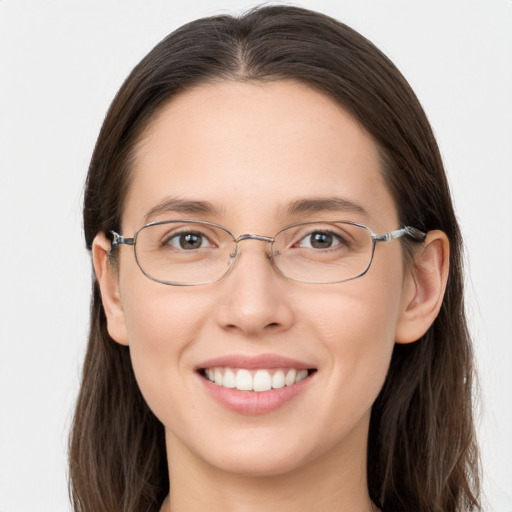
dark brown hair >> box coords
[70,5,480,511]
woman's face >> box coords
[103,81,415,477]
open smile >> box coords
[201,367,315,392]
[196,355,317,414]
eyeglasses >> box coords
[110,220,426,286]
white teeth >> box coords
[223,369,236,388]
[235,369,253,391]
[204,367,311,392]
[285,369,297,386]
[296,369,308,382]
[253,370,272,392]
[272,370,285,389]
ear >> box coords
[395,230,450,344]
[92,232,129,346]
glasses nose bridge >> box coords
[235,233,275,245]
[230,234,276,265]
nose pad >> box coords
[227,236,274,275]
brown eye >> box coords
[298,231,341,249]
[166,232,210,250]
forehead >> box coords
[124,80,397,232]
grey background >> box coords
[1,1,511,510]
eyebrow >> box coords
[143,195,368,224]
[144,196,222,223]
[283,196,368,217]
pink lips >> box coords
[196,353,316,415]
[196,353,312,371]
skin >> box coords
[94,80,449,512]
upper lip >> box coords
[195,353,315,371]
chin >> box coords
[207,446,313,478]
[185,421,345,478]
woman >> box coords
[69,5,480,512]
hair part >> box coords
[71,5,480,511]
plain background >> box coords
[0,1,511,510]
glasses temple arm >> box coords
[374,226,427,243]
[110,231,135,247]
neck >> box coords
[162,416,376,512]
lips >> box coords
[196,354,317,414]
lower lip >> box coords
[199,372,314,415]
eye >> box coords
[297,231,343,249]
[164,231,212,250]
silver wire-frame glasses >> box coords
[110,219,426,286]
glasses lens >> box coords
[135,221,235,285]
[273,222,373,283]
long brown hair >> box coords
[70,6,480,511]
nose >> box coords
[215,240,295,337]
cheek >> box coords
[304,263,404,399]
[313,294,397,385]
[119,282,213,409]
[309,266,402,342]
